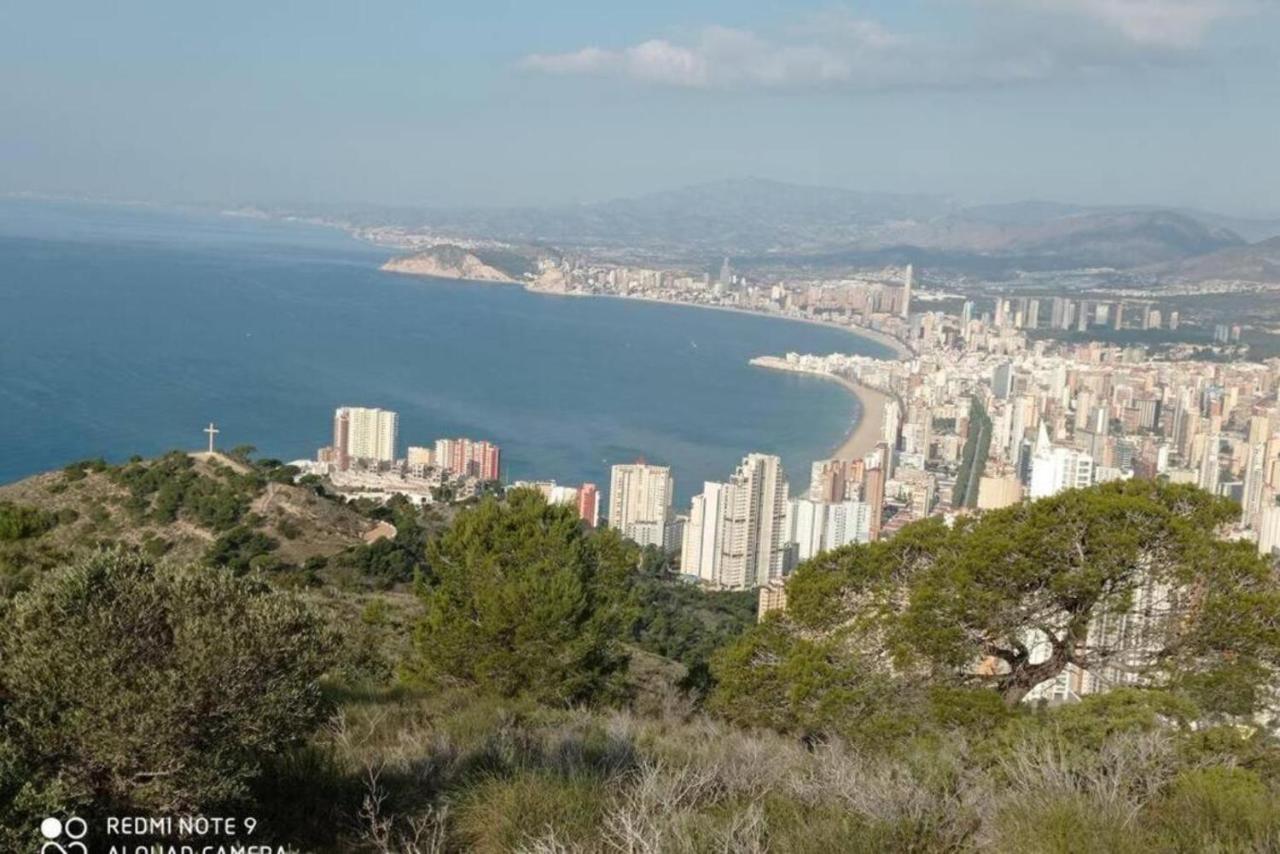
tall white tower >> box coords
[901,264,914,319]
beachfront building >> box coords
[327,406,398,470]
[608,461,675,549]
[435,437,501,481]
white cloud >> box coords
[521,3,1263,92]
[1010,0,1247,47]
[523,15,903,90]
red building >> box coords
[577,483,599,527]
[435,438,501,481]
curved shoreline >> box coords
[750,359,890,462]
[384,264,910,478]
[522,289,904,468]
[529,287,912,360]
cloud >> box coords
[1005,0,1248,47]
[523,17,904,90]
[521,3,1260,92]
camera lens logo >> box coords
[39,816,88,853]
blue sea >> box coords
[0,199,892,505]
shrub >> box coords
[0,500,58,541]
[0,550,337,848]
[1147,766,1280,851]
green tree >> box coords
[0,550,336,845]
[712,481,1280,739]
[408,489,630,705]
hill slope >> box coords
[0,451,376,585]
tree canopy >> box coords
[408,488,632,705]
[712,480,1280,742]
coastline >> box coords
[525,287,913,360]
[750,357,891,462]
[377,255,912,473]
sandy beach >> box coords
[827,375,891,461]
[751,357,893,462]
[524,287,914,360]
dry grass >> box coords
[264,690,1279,853]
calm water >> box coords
[0,199,892,505]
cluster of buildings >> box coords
[981,295,1177,333]
[313,406,503,504]
[529,257,916,348]
[602,447,891,592]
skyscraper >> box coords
[901,264,913,318]
[608,461,675,549]
[717,453,789,589]
[331,406,398,469]
[1198,434,1221,495]
[864,447,888,541]
[680,482,726,582]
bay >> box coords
[0,199,893,505]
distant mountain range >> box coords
[275,178,1280,282]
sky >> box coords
[1,1,1277,215]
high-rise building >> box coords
[330,406,398,469]
[717,453,789,589]
[992,362,1015,400]
[977,474,1023,510]
[809,458,861,502]
[864,447,887,541]
[1198,434,1221,495]
[1258,505,1280,556]
[786,497,871,563]
[608,461,675,550]
[1029,438,1095,499]
[680,481,726,581]
[901,264,913,318]
[434,438,501,481]
[577,483,600,528]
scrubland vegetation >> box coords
[1,457,1279,851]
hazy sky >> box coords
[2,1,1277,214]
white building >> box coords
[680,454,790,589]
[786,497,871,563]
[333,406,398,467]
[1028,425,1094,499]
[1258,504,1280,557]
[680,482,726,582]
[608,462,675,550]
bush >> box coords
[0,550,337,848]
[0,500,58,541]
[206,524,279,573]
[1147,766,1280,851]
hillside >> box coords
[0,450,377,588]
[1151,235,1280,283]
[3,479,1279,852]
[381,243,520,283]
